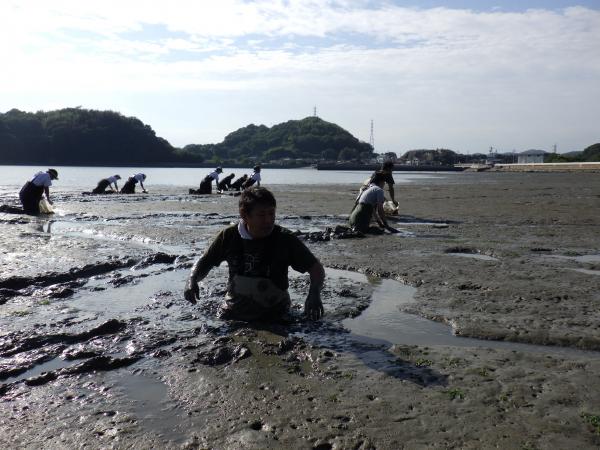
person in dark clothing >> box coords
[241,165,261,189]
[217,173,235,191]
[192,167,222,195]
[121,173,147,194]
[19,169,58,215]
[230,174,248,191]
[92,175,121,194]
[359,160,398,206]
[184,187,325,321]
[350,171,398,234]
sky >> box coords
[1,1,599,155]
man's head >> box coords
[371,171,386,188]
[47,168,59,180]
[253,165,261,173]
[239,187,277,239]
[114,174,121,180]
[382,161,394,172]
[216,167,223,173]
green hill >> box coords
[0,109,373,166]
[0,108,178,165]
[180,116,374,164]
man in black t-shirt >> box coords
[372,161,397,206]
[184,187,325,321]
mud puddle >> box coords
[446,253,499,261]
[547,253,600,263]
[113,373,188,443]
[332,269,596,357]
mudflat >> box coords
[1,172,599,449]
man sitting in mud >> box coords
[184,187,325,321]
[91,174,121,194]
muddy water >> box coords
[336,269,598,357]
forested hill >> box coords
[0,108,177,165]
[0,108,373,166]
[180,116,374,164]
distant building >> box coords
[517,150,547,164]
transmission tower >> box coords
[313,106,317,117]
[369,119,374,150]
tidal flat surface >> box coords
[1,172,600,449]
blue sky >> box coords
[1,1,599,154]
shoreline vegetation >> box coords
[2,107,598,171]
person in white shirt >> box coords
[120,173,147,194]
[19,168,58,215]
[242,166,261,189]
[194,167,223,194]
[349,171,398,234]
[92,174,121,194]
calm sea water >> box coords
[0,165,447,190]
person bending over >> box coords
[184,187,325,321]
[217,173,235,191]
[350,171,398,234]
[241,165,261,189]
[358,160,398,206]
[230,174,248,191]
[92,174,121,194]
[194,167,222,194]
[121,173,147,194]
[19,168,58,215]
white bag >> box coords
[39,198,55,214]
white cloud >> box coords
[1,1,599,152]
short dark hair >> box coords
[370,171,387,185]
[239,187,276,215]
[382,161,394,170]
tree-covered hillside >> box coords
[0,108,178,165]
[0,109,373,166]
[180,116,374,164]
[545,143,600,162]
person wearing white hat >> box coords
[19,168,58,215]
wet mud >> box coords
[1,173,600,449]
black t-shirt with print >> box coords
[197,224,318,291]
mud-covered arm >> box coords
[140,181,147,192]
[44,186,52,204]
[305,260,325,320]
[388,183,397,205]
[184,256,214,304]
[184,229,228,304]
[376,202,399,233]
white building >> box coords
[517,150,547,164]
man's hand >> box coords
[392,200,399,207]
[184,278,199,304]
[142,190,148,194]
[304,289,324,320]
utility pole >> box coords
[313,106,317,117]
[369,119,374,151]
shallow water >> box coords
[337,269,597,357]
[446,252,499,261]
[0,165,447,190]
